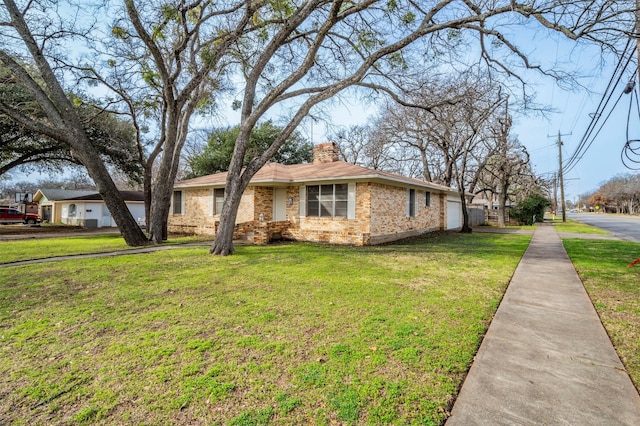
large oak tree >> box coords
[0,0,147,245]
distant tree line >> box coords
[583,173,640,214]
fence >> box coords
[467,207,486,227]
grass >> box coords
[0,232,530,425]
[0,234,211,264]
[562,238,640,391]
[551,219,610,234]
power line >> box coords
[564,79,630,174]
[562,39,636,173]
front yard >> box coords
[562,237,640,391]
[552,219,640,391]
[0,232,529,425]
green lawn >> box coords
[551,219,610,234]
[562,238,640,391]
[0,234,210,264]
[0,232,530,425]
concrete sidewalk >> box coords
[447,224,640,425]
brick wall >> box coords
[252,187,273,222]
[369,183,442,242]
[168,188,217,235]
[168,187,255,235]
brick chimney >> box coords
[313,142,340,164]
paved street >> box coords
[569,213,640,242]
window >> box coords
[407,189,416,217]
[213,188,224,215]
[68,204,77,218]
[306,184,348,217]
[425,191,431,207]
[172,191,183,215]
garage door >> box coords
[447,200,462,230]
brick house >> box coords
[168,142,461,245]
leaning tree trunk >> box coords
[69,129,148,246]
[1,0,147,246]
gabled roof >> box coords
[175,161,457,194]
[34,189,96,202]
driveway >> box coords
[569,213,640,242]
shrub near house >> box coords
[169,142,461,245]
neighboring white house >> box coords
[34,189,145,228]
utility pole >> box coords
[549,131,571,222]
[552,172,557,216]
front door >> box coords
[273,188,287,222]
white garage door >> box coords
[447,200,462,230]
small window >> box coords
[68,204,77,218]
[407,189,416,217]
[425,191,431,207]
[213,188,224,215]
[172,191,183,215]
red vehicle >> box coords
[0,207,40,225]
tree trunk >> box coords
[209,123,258,255]
[497,184,508,228]
[419,148,432,182]
[146,102,188,244]
[70,129,148,246]
[497,195,506,227]
[143,165,153,234]
[210,177,245,255]
[148,172,174,244]
[459,190,472,233]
